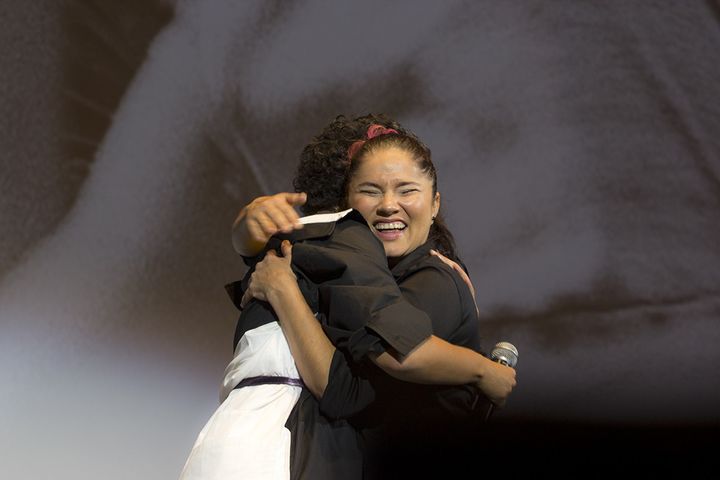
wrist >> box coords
[265,271,298,304]
[474,355,498,388]
[232,206,270,256]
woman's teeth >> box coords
[375,222,406,231]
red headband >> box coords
[347,124,399,160]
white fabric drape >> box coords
[179,322,301,479]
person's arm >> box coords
[371,338,516,407]
[387,257,517,406]
[232,192,307,257]
[244,241,516,406]
[241,240,335,398]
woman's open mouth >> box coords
[372,221,407,241]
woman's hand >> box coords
[241,240,296,308]
[477,360,517,408]
[430,249,479,316]
[232,192,306,256]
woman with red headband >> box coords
[179,115,516,479]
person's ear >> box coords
[432,192,440,219]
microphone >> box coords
[484,341,518,421]
[490,341,518,368]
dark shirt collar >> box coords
[390,241,434,278]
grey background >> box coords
[1,0,718,477]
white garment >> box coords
[179,322,302,479]
[297,208,352,225]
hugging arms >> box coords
[236,192,516,410]
[179,114,517,479]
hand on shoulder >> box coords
[232,192,307,256]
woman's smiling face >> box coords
[348,146,440,260]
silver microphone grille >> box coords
[490,341,518,368]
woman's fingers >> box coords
[430,249,479,315]
[241,246,295,309]
[240,287,253,309]
[431,249,469,281]
[430,249,460,273]
[478,362,517,407]
[264,201,298,233]
[246,192,307,236]
[282,192,307,211]
[277,192,307,230]
[265,192,306,232]
[240,253,276,308]
[281,240,293,261]
[253,210,280,237]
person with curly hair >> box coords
[179,114,516,479]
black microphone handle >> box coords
[484,403,495,422]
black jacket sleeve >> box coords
[293,212,433,359]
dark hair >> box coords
[346,133,458,261]
[293,113,458,261]
[293,114,409,215]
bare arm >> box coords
[241,240,334,398]
[372,337,516,407]
[232,192,307,257]
[244,241,516,405]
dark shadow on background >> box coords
[60,0,173,202]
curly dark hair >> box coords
[294,113,414,214]
[293,113,458,260]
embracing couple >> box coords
[179,114,517,479]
